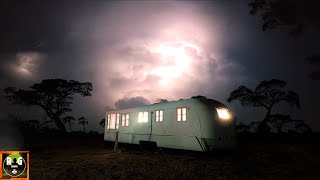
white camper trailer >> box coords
[104,96,236,151]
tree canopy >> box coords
[248,0,320,80]
[249,0,320,35]
[4,79,92,132]
[227,79,300,133]
[227,79,300,111]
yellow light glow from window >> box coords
[216,108,231,120]
[138,112,148,123]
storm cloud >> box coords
[72,1,248,107]
[1,0,319,131]
[115,96,150,109]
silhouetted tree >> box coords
[267,114,300,133]
[248,0,320,80]
[248,0,320,35]
[63,116,75,131]
[249,121,261,133]
[236,122,251,133]
[295,122,312,134]
[227,79,300,133]
[99,118,105,127]
[4,79,92,132]
[78,117,88,133]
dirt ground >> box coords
[25,134,319,180]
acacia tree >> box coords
[4,79,92,132]
[63,116,75,132]
[78,117,88,133]
[227,79,300,133]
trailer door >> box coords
[135,111,152,139]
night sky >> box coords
[0,0,319,132]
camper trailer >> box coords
[104,96,236,151]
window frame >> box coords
[138,111,149,123]
[176,107,187,122]
[125,114,129,126]
[121,114,125,127]
[155,109,163,122]
[116,113,120,129]
[106,113,120,129]
[106,114,111,129]
[121,113,130,127]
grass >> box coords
[24,134,319,180]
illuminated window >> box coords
[177,108,187,121]
[107,114,111,129]
[126,114,129,126]
[138,111,148,122]
[155,110,163,122]
[116,113,120,129]
[107,113,120,129]
[121,114,130,127]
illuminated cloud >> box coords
[1,0,319,131]
[13,52,45,77]
[69,1,248,108]
[0,52,45,81]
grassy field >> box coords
[25,134,319,180]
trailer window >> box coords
[106,114,111,129]
[116,113,120,129]
[177,108,187,121]
[155,110,163,122]
[121,114,130,127]
[138,112,148,122]
[107,113,120,129]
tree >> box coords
[78,117,88,133]
[248,0,320,35]
[295,122,312,134]
[249,121,260,132]
[227,79,300,133]
[236,122,251,133]
[4,79,92,132]
[63,116,75,131]
[267,114,301,133]
[99,118,105,128]
[248,0,320,80]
